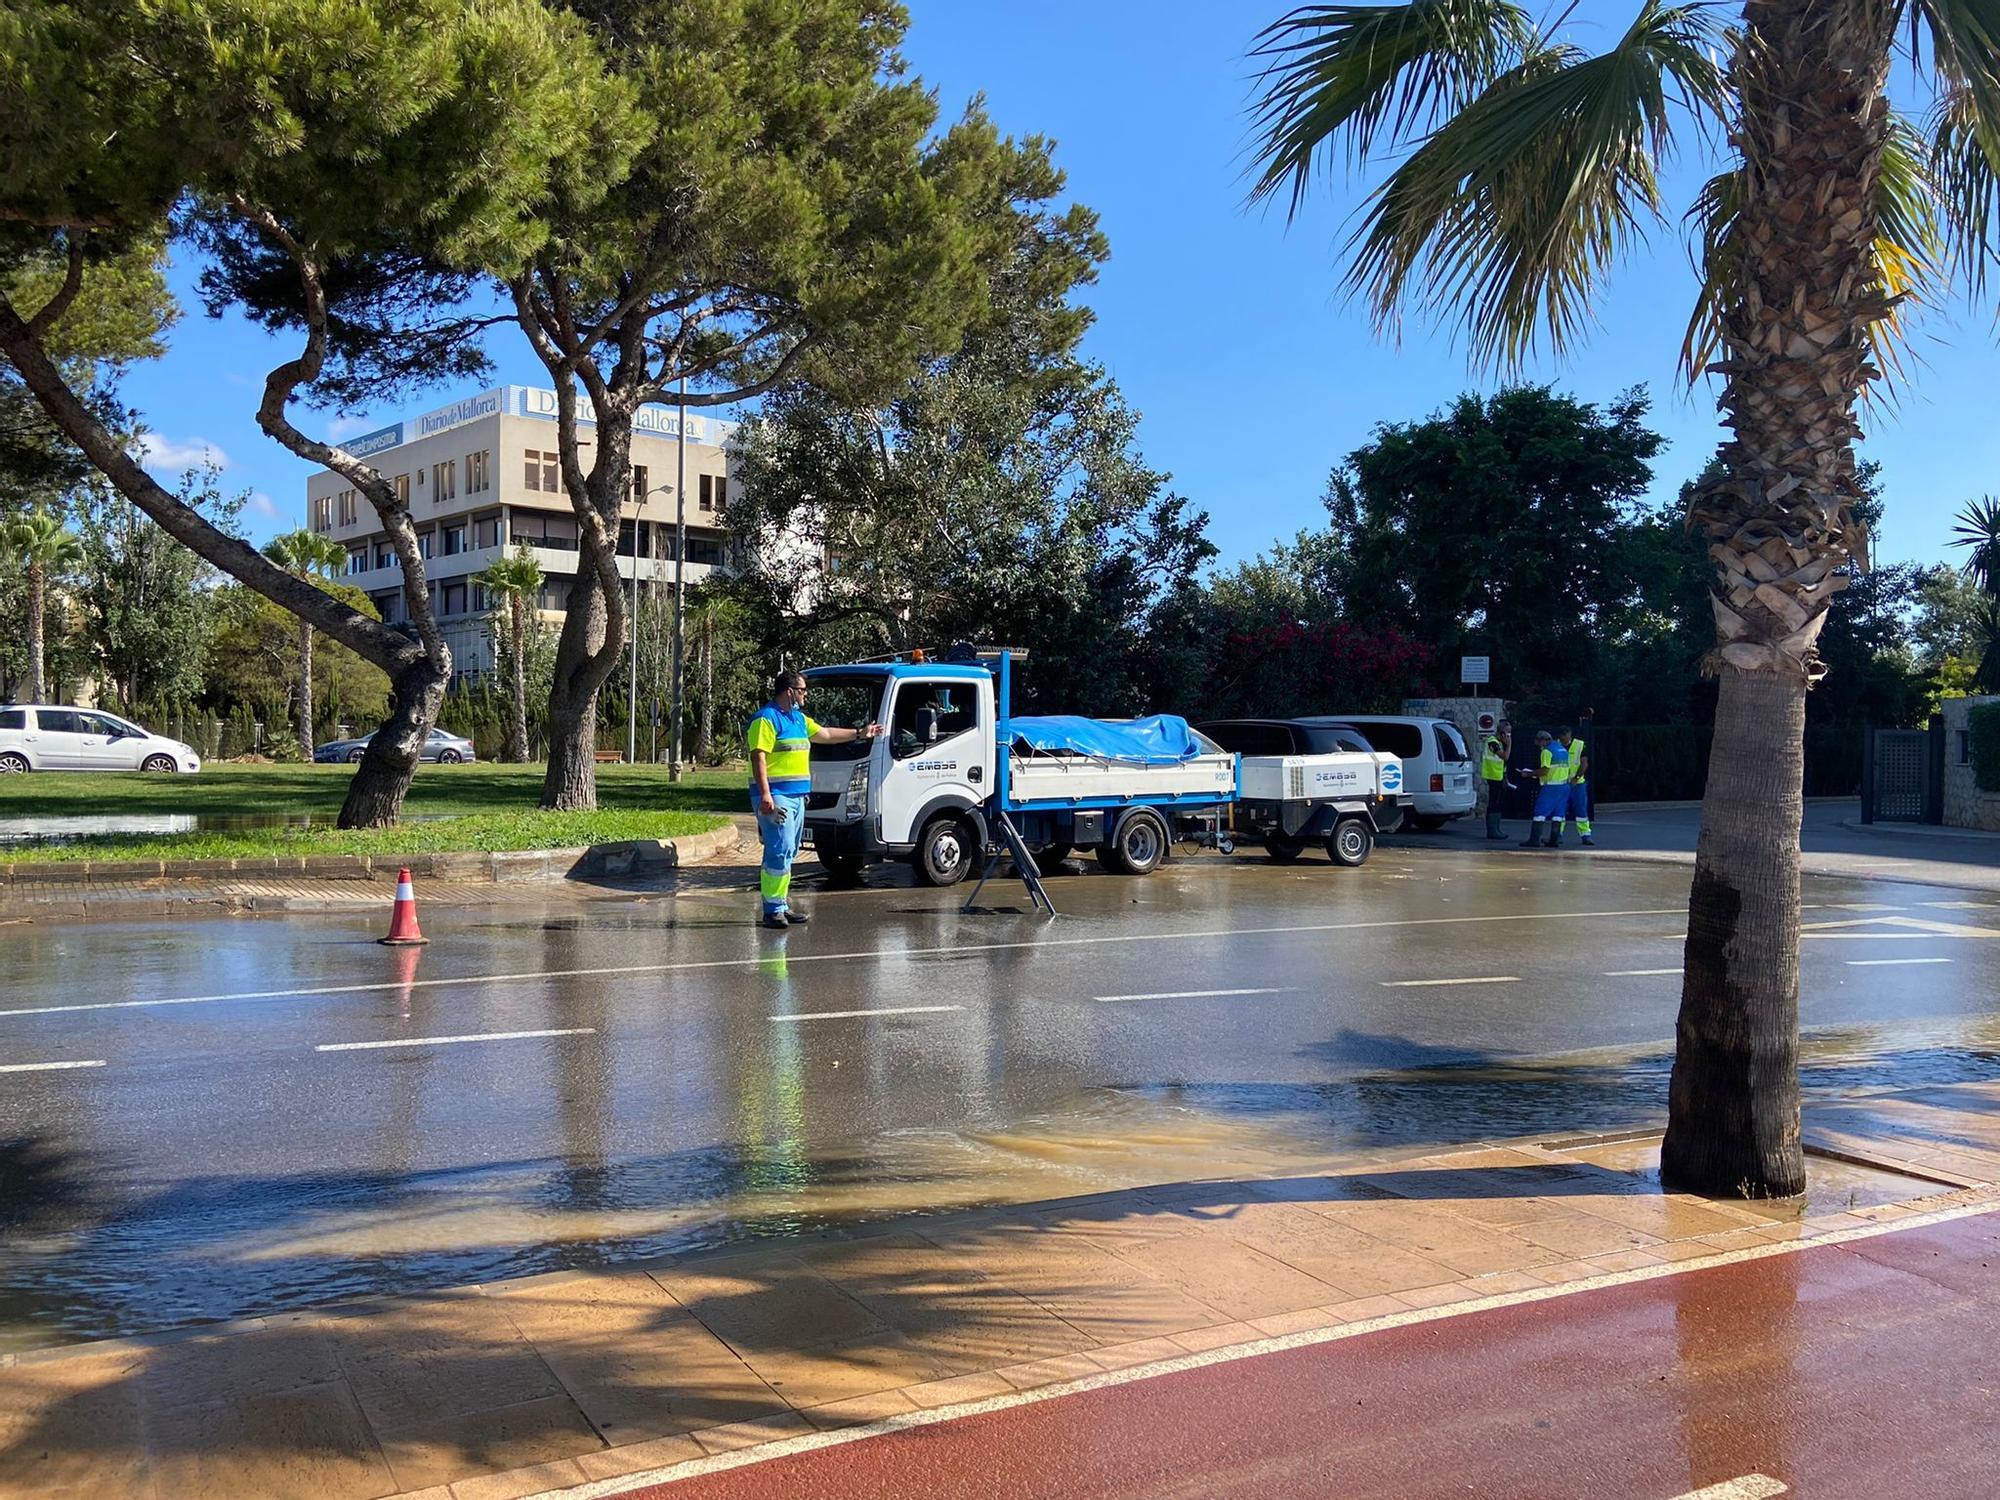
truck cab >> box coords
[802,662,997,883]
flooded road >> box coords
[4,842,1998,1350]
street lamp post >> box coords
[668,376,689,783]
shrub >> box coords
[1972,702,2000,794]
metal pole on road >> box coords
[627,484,644,766]
[668,375,688,783]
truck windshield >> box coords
[801,674,885,761]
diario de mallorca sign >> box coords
[330,386,735,458]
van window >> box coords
[1202,722,1293,756]
[1433,724,1470,763]
[34,709,85,734]
[1346,721,1424,759]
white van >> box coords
[0,706,202,773]
[1304,715,1474,830]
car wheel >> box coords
[437,749,462,764]
[1097,809,1168,876]
[915,814,975,887]
[1414,814,1449,833]
[346,747,366,763]
[1031,843,1074,876]
[1265,832,1307,864]
[141,754,179,773]
[0,752,29,774]
[1328,817,1374,867]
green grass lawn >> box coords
[0,763,745,864]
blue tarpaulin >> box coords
[1009,714,1206,764]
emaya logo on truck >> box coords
[910,759,959,774]
[1380,762,1404,793]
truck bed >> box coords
[1006,750,1238,807]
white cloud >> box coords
[323,413,376,441]
[134,433,230,473]
[246,491,284,521]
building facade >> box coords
[305,386,738,678]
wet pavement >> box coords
[4,836,2000,1351]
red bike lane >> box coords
[607,1207,2000,1500]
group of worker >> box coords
[1479,712,1595,849]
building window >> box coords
[418,530,436,560]
[312,495,333,530]
[471,582,489,613]
[334,489,358,526]
[347,547,369,577]
[684,535,726,567]
[441,582,468,616]
[443,524,466,557]
[511,511,578,551]
[467,450,490,493]
[395,473,410,505]
[374,543,397,570]
[525,449,559,492]
[473,512,502,549]
[631,465,649,505]
[431,459,457,502]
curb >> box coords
[0,822,738,890]
[1836,818,2000,845]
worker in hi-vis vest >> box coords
[1559,722,1594,846]
[1521,728,1572,848]
[747,671,879,930]
[1481,719,1512,840]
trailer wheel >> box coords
[1096,809,1168,876]
[1032,844,1074,875]
[1328,817,1374,867]
[1264,832,1307,864]
[915,814,974,887]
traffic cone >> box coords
[379,866,429,946]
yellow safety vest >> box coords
[1481,737,1506,781]
[1570,735,1588,784]
[746,705,822,793]
[1540,746,1572,786]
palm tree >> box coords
[264,529,350,760]
[3,507,84,703]
[1248,0,2000,1197]
[476,545,543,762]
[1951,495,2000,687]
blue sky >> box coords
[121,0,1998,571]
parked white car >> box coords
[0,706,202,773]
[1306,715,1475,829]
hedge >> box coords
[1971,702,2000,794]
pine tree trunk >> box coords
[540,572,610,809]
[297,617,315,762]
[338,659,448,828]
[25,563,46,704]
[507,596,530,763]
[1662,0,1896,1198]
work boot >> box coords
[761,912,789,931]
[1548,833,1564,848]
[783,905,810,924]
[1581,836,1595,847]
[1519,829,1543,848]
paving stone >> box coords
[717,1330,956,1409]
[448,1456,588,1500]
[320,1301,566,1430]
[573,1432,707,1481]
[995,1353,1103,1392]
[1085,1336,1189,1372]
[898,1371,1015,1410]
[524,1308,787,1447]
[1391,1283,1484,1312]
[1511,1213,1664,1260]
[1110,1236,1340,1322]
[652,1253,886,1356]
[374,1393,602,1493]
[690,1410,814,1455]
[143,1383,395,1500]
[1319,1294,1410,1325]
[1168,1321,1261,1354]
[799,1388,920,1432]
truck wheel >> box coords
[915,814,974,887]
[1032,844,1074,875]
[818,848,867,883]
[1328,817,1374,867]
[1264,832,1307,864]
[1096,810,1168,876]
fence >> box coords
[1587,723,1865,803]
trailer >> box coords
[802,647,1400,908]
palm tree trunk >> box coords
[25,562,46,704]
[297,617,315,762]
[1662,0,1897,1198]
[508,595,530,763]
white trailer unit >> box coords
[1234,750,1405,865]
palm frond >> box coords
[1343,0,1729,369]
[1680,111,1943,391]
[1909,0,2000,295]
[1246,0,1536,218]
[1951,493,2000,591]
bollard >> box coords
[378,866,429,946]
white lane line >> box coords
[1094,987,1288,1003]
[1380,976,1520,988]
[770,1006,962,1022]
[0,1058,106,1074]
[0,906,1690,1020]
[518,1200,1994,1500]
[315,1028,594,1053]
[1670,1476,1788,1500]
[1606,967,1681,976]
[1845,957,1953,968]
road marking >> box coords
[1670,1477,1788,1500]
[1845,957,1952,968]
[770,1006,962,1022]
[0,905,1692,1021]
[516,1200,1994,1500]
[315,1028,594,1053]
[1094,987,1288,1003]
[1606,967,1681,976]
[0,1058,105,1074]
[1380,976,1519,988]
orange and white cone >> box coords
[379,866,429,946]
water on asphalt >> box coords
[3,836,1998,1349]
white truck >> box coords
[801,649,1405,894]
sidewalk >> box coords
[5,1077,1998,1500]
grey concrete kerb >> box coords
[0,822,738,887]
[1837,819,2000,844]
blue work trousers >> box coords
[754,791,806,915]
